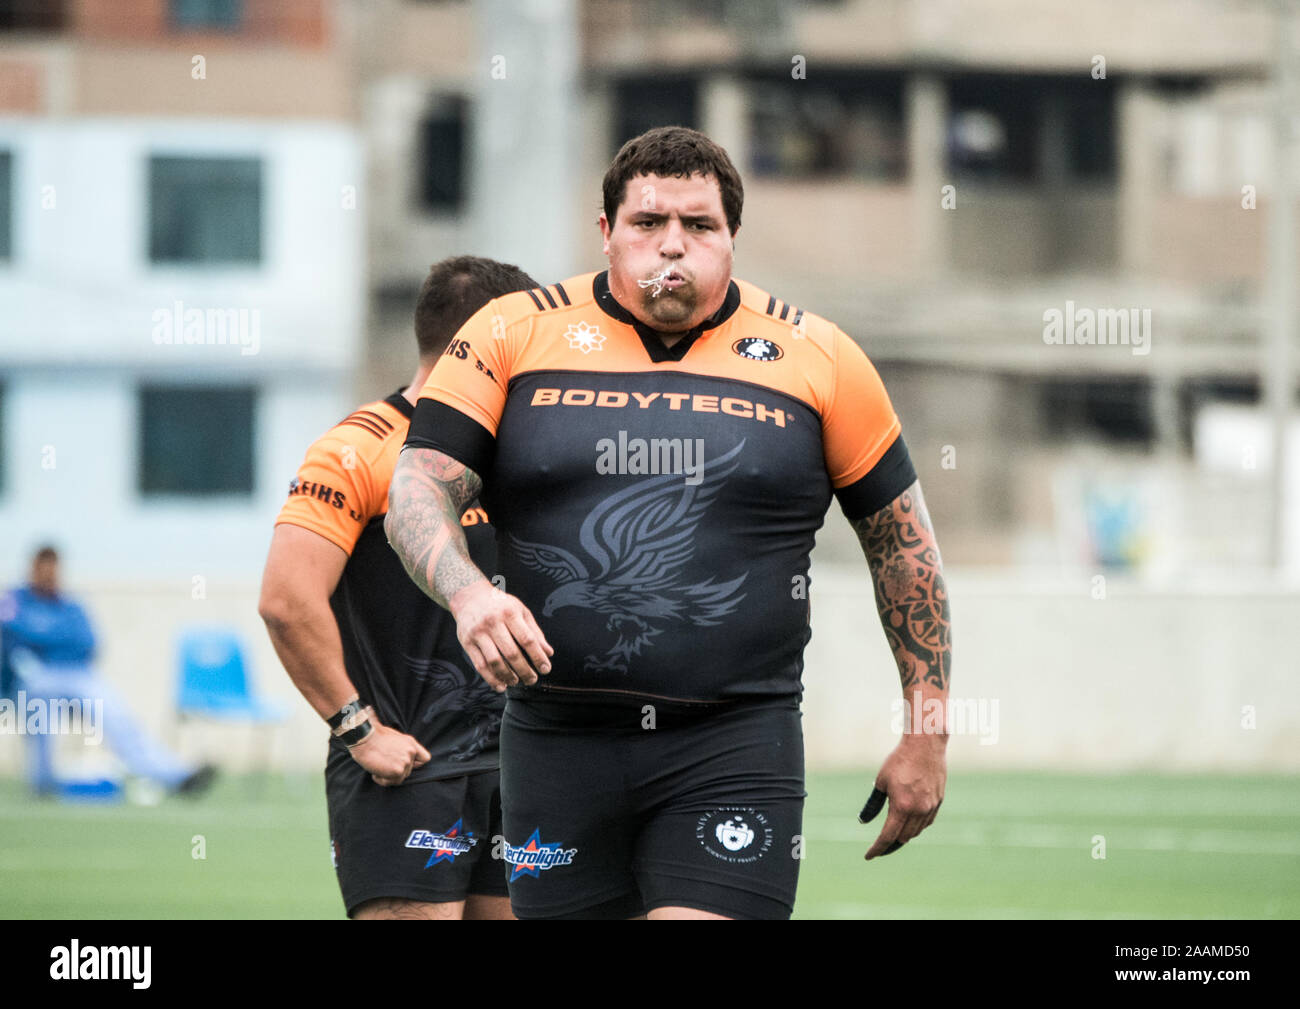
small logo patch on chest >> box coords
[733,337,783,361]
[565,321,606,354]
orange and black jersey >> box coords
[275,390,502,782]
[407,272,916,706]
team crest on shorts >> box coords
[732,337,783,362]
[504,828,578,880]
[696,808,773,864]
[406,820,478,867]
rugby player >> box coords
[259,256,539,920]
[385,128,952,920]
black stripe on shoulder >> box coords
[405,399,496,481]
[539,286,558,309]
[834,435,918,522]
[552,282,571,306]
[765,294,777,316]
[339,418,386,440]
[779,301,791,321]
[525,289,545,310]
[342,412,386,434]
[355,409,395,431]
[791,307,803,327]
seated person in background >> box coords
[0,545,215,797]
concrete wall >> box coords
[586,0,1271,74]
[2,567,1295,780]
[802,564,1299,774]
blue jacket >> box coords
[0,585,97,696]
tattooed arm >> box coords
[851,478,953,693]
[849,478,951,860]
[385,446,553,691]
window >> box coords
[139,386,255,496]
[0,1,66,29]
[170,0,243,30]
[613,78,698,152]
[947,77,1039,183]
[1041,378,1153,445]
[1063,88,1116,181]
[148,156,262,265]
[0,151,11,260]
[417,96,467,212]
[749,73,904,180]
[946,75,1116,184]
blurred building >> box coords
[0,0,363,582]
[4,0,1292,582]
[356,0,1296,577]
[1,1,1295,776]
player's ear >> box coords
[598,211,612,254]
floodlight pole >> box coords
[470,0,578,283]
[1267,0,1298,571]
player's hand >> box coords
[449,579,554,692]
[348,724,431,786]
[860,735,946,859]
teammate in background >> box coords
[1,545,216,797]
[259,256,539,920]
[386,128,952,920]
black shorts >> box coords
[499,695,805,920]
[325,755,508,917]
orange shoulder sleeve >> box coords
[416,301,513,436]
[822,327,903,489]
[274,426,383,556]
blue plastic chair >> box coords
[177,628,289,723]
[176,628,289,786]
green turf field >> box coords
[1,771,1296,919]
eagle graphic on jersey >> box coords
[404,655,502,762]
[506,441,749,675]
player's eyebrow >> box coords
[627,210,722,226]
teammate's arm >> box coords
[851,478,951,859]
[258,524,430,786]
[385,446,553,692]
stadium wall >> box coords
[1,567,1295,780]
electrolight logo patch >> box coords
[504,829,578,880]
[406,821,478,867]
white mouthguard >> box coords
[636,267,675,298]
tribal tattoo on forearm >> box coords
[386,448,487,610]
[849,479,952,691]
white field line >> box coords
[803,817,1300,856]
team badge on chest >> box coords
[733,337,783,361]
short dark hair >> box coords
[602,126,743,236]
[414,256,538,358]
[32,545,58,565]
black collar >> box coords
[593,270,741,363]
[384,389,415,419]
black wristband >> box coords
[327,698,365,732]
[338,718,374,747]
